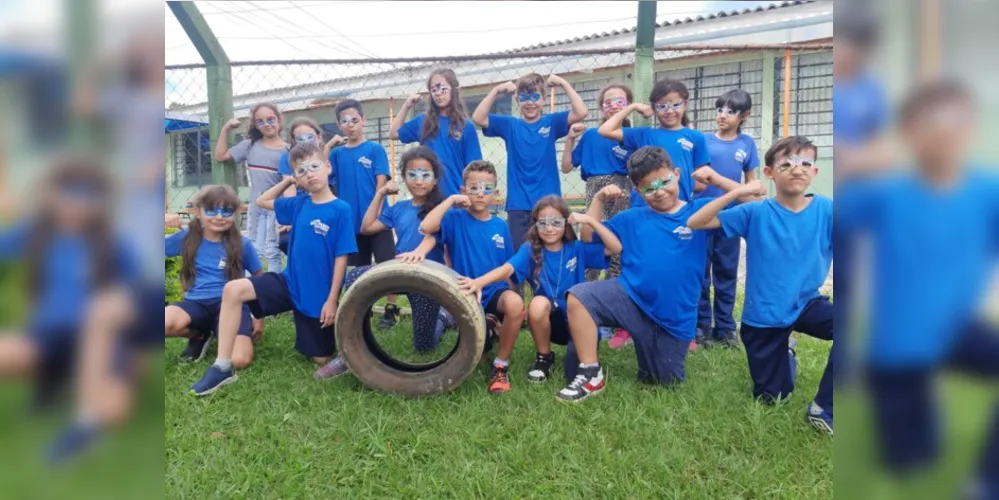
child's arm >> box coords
[214,118,242,162]
[687,181,763,230]
[694,167,766,203]
[390,94,423,140]
[320,255,349,328]
[744,169,758,183]
[548,74,589,124]
[579,184,622,242]
[257,177,297,211]
[361,181,398,234]
[397,234,438,264]
[570,212,622,255]
[561,123,585,174]
[323,135,345,159]
[457,264,515,303]
[472,81,517,129]
[598,103,652,142]
[419,194,469,235]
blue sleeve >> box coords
[229,139,251,164]
[551,111,571,139]
[377,203,395,230]
[500,224,514,261]
[164,230,186,258]
[372,144,390,178]
[582,242,608,270]
[463,121,483,163]
[242,237,263,273]
[483,114,514,139]
[621,127,646,151]
[274,196,301,226]
[0,223,31,260]
[438,209,458,246]
[692,131,710,167]
[332,205,359,257]
[744,137,760,171]
[570,132,584,168]
[631,191,646,208]
[835,178,882,233]
[507,243,533,283]
[593,212,626,245]
[718,202,754,239]
[398,115,422,144]
[278,152,292,177]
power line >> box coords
[217,0,329,61]
[241,0,374,60]
[287,0,381,59]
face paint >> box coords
[340,116,361,127]
[716,106,740,118]
[294,160,324,178]
[654,101,685,113]
[405,168,435,182]
[535,216,566,231]
[517,92,542,104]
[294,133,317,144]
[774,155,815,173]
[203,206,235,218]
[430,84,451,95]
[254,117,278,127]
[465,180,496,196]
[639,174,675,197]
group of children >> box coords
[167,68,834,436]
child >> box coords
[214,102,287,272]
[165,185,264,368]
[328,99,401,328]
[277,117,337,255]
[555,146,758,402]
[313,146,451,378]
[390,68,483,196]
[687,135,833,434]
[417,160,525,394]
[472,73,588,251]
[458,195,621,383]
[190,142,357,395]
[696,89,761,348]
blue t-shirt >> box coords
[837,170,999,367]
[700,133,759,198]
[621,127,711,202]
[398,114,483,196]
[483,111,570,211]
[165,230,262,301]
[508,240,607,311]
[275,196,358,317]
[834,72,889,146]
[719,196,833,328]
[378,199,445,264]
[329,141,391,233]
[437,209,513,307]
[595,201,711,340]
[278,151,336,197]
[631,188,646,208]
[570,128,630,180]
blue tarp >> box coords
[164,118,206,133]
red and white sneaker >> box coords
[607,329,633,349]
[556,365,605,402]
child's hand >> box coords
[328,135,345,147]
[251,317,264,343]
[397,252,425,264]
[568,123,586,140]
[692,166,717,185]
[165,213,181,229]
[598,184,623,201]
[457,277,483,302]
[320,299,338,328]
[449,194,471,208]
[497,81,517,93]
[567,212,591,226]
[547,74,567,87]
[406,93,423,106]
[380,181,400,196]
[633,103,654,118]
[738,180,767,198]
[278,224,291,234]
[225,118,241,130]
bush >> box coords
[165,227,183,305]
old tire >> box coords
[335,259,486,397]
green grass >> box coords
[166,296,834,499]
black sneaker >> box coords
[179,334,211,363]
[527,352,555,382]
[694,328,712,348]
[556,365,605,402]
[714,330,739,349]
[378,303,400,329]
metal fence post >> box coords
[760,51,776,152]
[67,0,99,153]
[168,1,238,193]
[633,1,657,127]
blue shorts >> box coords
[173,298,253,338]
[132,284,166,349]
[506,210,533,256]
[247,272,335,358]
[568,279,688,385]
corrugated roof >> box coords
[502,1,811,54]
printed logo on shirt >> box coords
[217,258,227,270]
[735,149,748,163]
[492,234,505,249]
[611,145,628,159]
[358,157,373,169]
[672,226,693,240]
[310,219,330,236]
[538,126,551,138]
[677,138,694,151]
[566,256,577,272]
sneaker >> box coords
[488,364,511,393]
[694,328,711,348]
[806,402,833,436]
[556,365,605,402]
[314,356,349,380]
[688,339,699,351]
[377,303,400,329]
[715,330,739,348]
[179,334,211,363]
[527,352,555,382]
[607,329,633,349]
[45,421,102,465]
[190,364,238,396]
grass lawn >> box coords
[165,291,834,499]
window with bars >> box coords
[774,51,834,158]
[171,129,214,188]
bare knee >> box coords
[232,338,255,369]
[222,279,254,304]
[566,293,583,312]
[528,296,552,323]
[499,291,525,318]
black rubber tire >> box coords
[335,259,486,397]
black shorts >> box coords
[348,230,395,267]
[172,298,253,338]
[131,284,166,349]
[484,291,506,323]
[548,309,570,346]
[247,272,336,358]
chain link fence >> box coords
[164,44,832,215]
